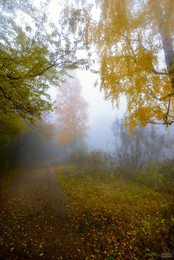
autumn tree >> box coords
[0,0,90,171]
[0,0,88,135]
[55,76,89,156]
[66,0,174,132]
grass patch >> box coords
[55,165,174,259]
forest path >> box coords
[0,166,75,259]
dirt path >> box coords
[0,166,75,259]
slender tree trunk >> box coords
[74,136,78,160]
[64,144,67,162]
[157,13,174,88]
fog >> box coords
[79,70,127,150]
[1,65,173,173]
[1,1,174,259]
[6,77,174,171]
[50,70,127,151]
[0,0,174,192]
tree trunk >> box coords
[158,13,174,88]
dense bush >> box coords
[131,160,174,194]
[85,149,116,176]
[86,151,174,194]
[68,145,174,194]
[133,164,160,188]
[158,160,174,194]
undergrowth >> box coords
[56,165,174,259]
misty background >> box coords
[1,0,174,179]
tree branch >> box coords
[152,68,169,75]
[0,86,12,100]
[147,89,174,101]
[164,99,171,125]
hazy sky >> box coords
[45,0,127,150]
[50,69,127,151]
[36,0,127,150]
[78,70,127,150]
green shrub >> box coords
[133,164,160,188]
[133,160,174,194]
[158,160,174,194]
[86,150,116,177]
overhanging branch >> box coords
[147,89,174,101]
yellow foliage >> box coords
[82,0,174,131]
